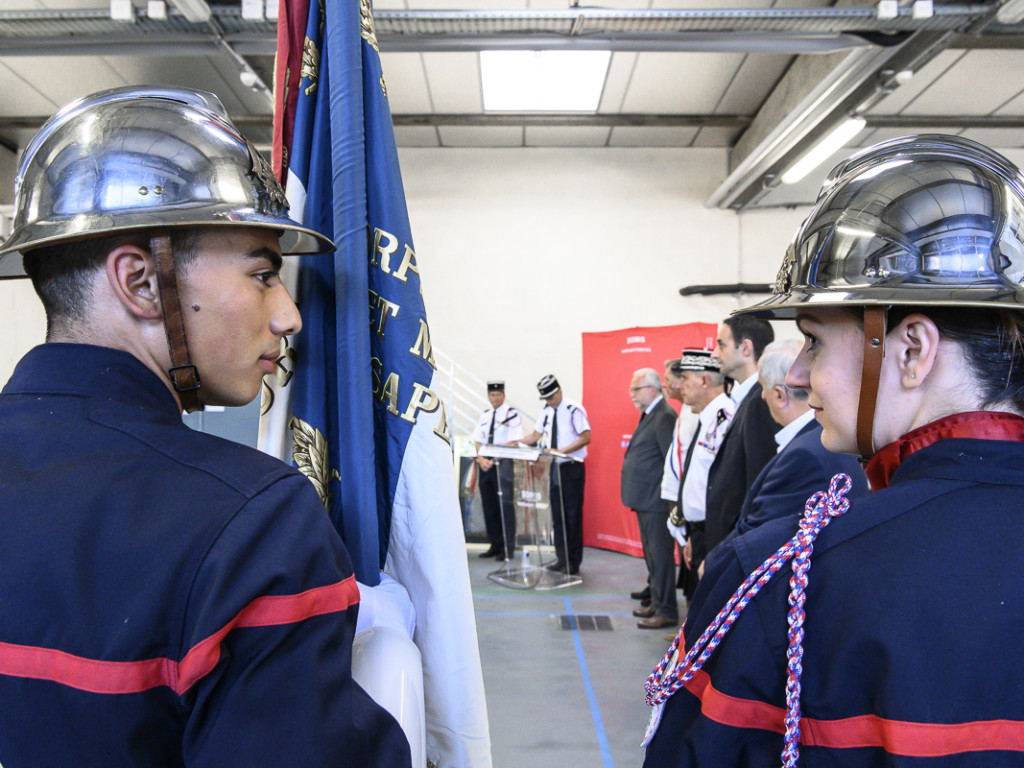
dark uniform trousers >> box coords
[479,459,516,557]
[550,461,585,570]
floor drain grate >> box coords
[557,614,614,631]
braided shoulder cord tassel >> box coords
[642,473,853,766]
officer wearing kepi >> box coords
[519,374,591,574]
[473,380,524,560]
[643,134,1024,767]
[0,87,411,766]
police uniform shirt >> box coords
[681,392,735,523]
[472,402,524,446]
[661,408,699,503]
[538,399,591,460]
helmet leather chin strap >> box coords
[150,229,203,413]
[857,306,888,460]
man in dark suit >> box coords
[704,316,778,553]
[621,368,679,629]
[714,340,868,554]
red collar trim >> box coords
[865,411,1024,489]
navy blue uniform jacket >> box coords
[0,344,411,767]
[718,419,868,549]
[644,436,1024,766]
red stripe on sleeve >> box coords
[684,669,1024,756]
[0,576,359,696]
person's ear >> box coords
[772,384,788,407]
[889,313,940,388]
[105,244,161,320]
[739,337,755,359]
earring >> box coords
[910,371,917,380]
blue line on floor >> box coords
[475,611,637,617]
[565,595,616,768]
[474,593,635,600]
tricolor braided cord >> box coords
[644,473,853,766]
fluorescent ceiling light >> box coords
[997,0,1024,23]
[480,51,611,112]
[780,117,867,185]
[168,0,211,23]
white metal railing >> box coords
[434,347,535,439]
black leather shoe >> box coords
[546,561,567,572]
[478,546,501,558]
[640,597,652,607]
[631,586,651,601]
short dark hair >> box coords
[723,315,775,361]
[23,229,201,338]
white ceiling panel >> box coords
[525,125,612,146]
[1001,149,1024,168]
[996,90,1024,117]
[96,54,272,114]
[599,52,638,114]
[691,125,745,147]
[861,126,963,147]
[901,50,1024,117]
[771,0,834,7]
[609,125,699,146]
[13,0,113,7]
[1,56,126,117]
[622,52,745,113]
[865,50,964,117]
[380,53,433,114]
[960,128,1024,149]
[651,0,773,8]
[393,125,442,147]
[405,0,529,8]
[422,53,482,113]
[0,63,64,116]
[439,125,524,146]
[715,53,790,113]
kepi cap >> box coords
[487,380,505,393]
[537,374,560,399]
[671,349,720,373]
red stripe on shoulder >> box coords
[686,670,1024,756]
[0,575,360,696]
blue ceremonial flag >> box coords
[260,0,492,765]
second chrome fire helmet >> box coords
[738,134,1024,458]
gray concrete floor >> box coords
[468,543,682,768]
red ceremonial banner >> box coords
[581,322,718,557]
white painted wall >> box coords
[400,147,809,428]
[0,147,810,431]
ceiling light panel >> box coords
[480,51,612,112]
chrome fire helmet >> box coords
[0,85,336,413]
[737,134,1024,458]
[740,134,1024,319]
[0,85,334,277]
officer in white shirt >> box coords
[473,381,524,560]
[519,375,591,574]
[666,350,735,603]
